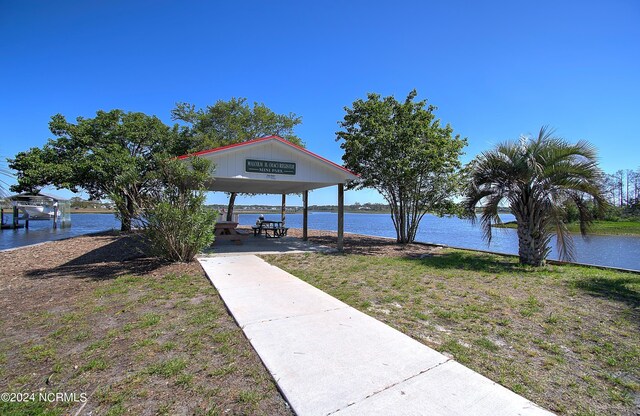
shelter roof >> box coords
[178,136,358,194]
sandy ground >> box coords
[0,231,292,415]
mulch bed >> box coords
[1,232,188,311]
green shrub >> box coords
[143,158,216,262]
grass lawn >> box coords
[0,233,291,416]
[496,220,640,236]
[265,249,640,416]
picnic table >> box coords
[215,221,250,243]
[252,220,289,238]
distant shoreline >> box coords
[234,210,391,215]
[494,220,640,236]
[71,209,116,214]
[76,209,393,215]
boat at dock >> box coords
[18,204,55,220]
[2,192,71,230]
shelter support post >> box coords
[337,184,344,252]
[303,190,308,241]
[53,204,58,229]
[1,208,4,225]
[281,194,286,225]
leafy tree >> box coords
[463,127,607,266]
[142,157,216,262]
[171,98,303,153]
[9,110,175,231]
[6,147,66,194]
[171,97,303,220]
[337,90,466,243]
[69,196,85,208]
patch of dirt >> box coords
[0,232,292,415]
[277,227,445,257]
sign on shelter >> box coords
[245,159,296,175]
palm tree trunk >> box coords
[514,199,547,266]
[516,222,546,266]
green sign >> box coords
[245,159,296,175]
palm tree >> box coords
[463,127,606,266]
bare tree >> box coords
[616,170,624,206]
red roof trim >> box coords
[176,136,275,159]
[177,135,358,177]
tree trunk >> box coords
[516,222,546,266]
[120,195,133,232]
[618,171,624,207]
[398,189,407,243]
[226,192,237,221]
[513,196,548,266]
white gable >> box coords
[182,137,358,194]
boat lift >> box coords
[1,192,71,230]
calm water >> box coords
[2,211,639,271]
[0,213,120,251]
[238,212,640,271]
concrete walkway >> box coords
[199,255,554,416]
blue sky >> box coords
[1,1,638,206]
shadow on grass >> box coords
[307,234,414,256]
[574,275,640,310]
[24,233,167,281]
[411,251,533,274]
[308,233,533,273]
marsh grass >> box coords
[265,249,640,416]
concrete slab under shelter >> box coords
[202,235,334,256]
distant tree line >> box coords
[69,196,115,210]
[307,203,390,212]
[601,169,640,216]
[562,168,640,223]
[348,202,390,211]
[205,203,391,213]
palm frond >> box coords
[479,193,505,244]
[549,203,575,261]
